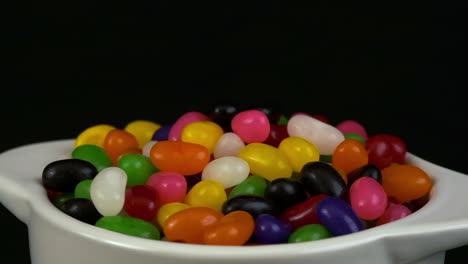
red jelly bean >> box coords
[264,124,289,147]
[124,185,160,222]
[366,135,407,168]
[280,194,328,230]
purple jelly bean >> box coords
[254,214,293,244]
[152,125,171,141]
[317,197,363,236]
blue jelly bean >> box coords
[254,214,293,244]
[317,197,363,236]
[152,125,171,141]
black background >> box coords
[1,3,467,263]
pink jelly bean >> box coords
[231,110,270,143]
[349,177,388,220]
[376,204,412,226]
[146,172,187,205]
[336,120,368,140]
[168,112,210,141]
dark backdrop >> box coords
[1,3,467,263]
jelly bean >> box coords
[163,207,223,244]
[53,193,74,209]
[60,198,102,225]
[103,129,139,164]
[368,135,407,165]
[156,202,190,227]
[287,114,344,155]
[347,164,382,186]
[74,179,92,200]
[382,164,432,202]
[291,113,331,124]
[376,204,412,226]
[185,179,227,211]
[366,136,393,169]
[42,159,98,192]
[118,154,159,187]
[115,148,142,164]
[201,157,250,188]
[46,189,61,201]
[404,194,430,212]
[288,224,331,243]
[349,177,387,220]
[185,174,202,191]
[168,112,210,141]
[300,162,347,198]
[124,120,161,148]
[213,132,245,159]
[222,194,278,218]
[90,167,127,216]
[209,104,238,132]
[96,216,160,239]
[231,110,270,143]
[142,140,157,157]
[146,172,187,204]
[74,124,116,148]
[238,143,292,181]
[265,178,307,211]
[204,211,255,246]
[319,154,332,163]
[344,133,365,145]
[152,125,171,141]
[124,185,160,221]
[181,121,224,152]
[72,144,112,172]
[254,106,283,124]
[332,139,369,175]
[277,115,289,125]
[317,197,363,236]
[150,141,210,175]
[263,124,289,148]
[336,120,368,141]
[228,175,268,199]
[255,214,293,244]
[280,194,328,229]
[278,136,320,172]
[333,166,348,184]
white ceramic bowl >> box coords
[1,139,468,264]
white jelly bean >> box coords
[213,132,245,159]
[90,167,127,216]
[142,140,157,157]
[287,115,344,155]
[201,156,249,188]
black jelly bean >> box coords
[347,164,382,186]
[300,161,347,198]
[209,104,238,132]
[222,194,278,218]
[60,198,102,225]
[254,106,282,124]
[265,178,307,211]
[42,159,98,192]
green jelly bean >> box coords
[291,171,301,181]
[95,216,160,240]
[228,175,268,199]
[74,179,92,200]
[344,133,365,145]
[288,224,331,243]
[319,154,332,163]
[72,144,112,172]
[118,154,159,187]
[277,115,289,125]
[53,193,74,209]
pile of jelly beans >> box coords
[42,105,433,246]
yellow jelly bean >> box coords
[237,143,293,181]
[278,136,320,172]
[124,120,161,148]
[75,124,116,148]
[156,202,190,228]
[181,121,224,152]
[184,179,227,211]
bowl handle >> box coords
[0,175,35,223]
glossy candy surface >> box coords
[181,121,224,152]
[347,164,382,186]
[376,204,412,226]
[317,197,363,236]
[168,112,210,141]
[146,172,187,204]
[213,132,245,159]
[90,167,127,216]
[152,125,171,141]
[222,194,278,218]
[349,177,387,220]
[60,198,102,225]
[300,162,347,198]
[72,144,112,172]
[336,120,368,141]
[238,143,292,181]
[156,202,190,227]
[228,175,268,198]
[209,104,238,132]
[142,141,157,157]
[96,216,160,239]
[201,157,249,188]
[278,136,320,172]
[204,211,254,246]
[150,141,210,175]
[265,178,307,211]
[185,179,227,211]
[366,135,407,169]
[288,224,331,243]
[124,185,160,221]
[231,110,270,143]
[74,179,92,200]
[264,124,289,148]
[344,133,365,145]
[103,129,139,164]
[118,154,159,187]
[332,139,369,175]
[254,214,293,244]
[53,193,74,209]
[280,194,328,229]
[74,124,116,148]
[42,159,98,192]
[124,120,161,148]
[382,164,432,202]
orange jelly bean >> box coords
[163,207,223,244]
[382,164,432,203]
[204,211,254,246]
[332,139,368,175]
[103,129,139,165]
